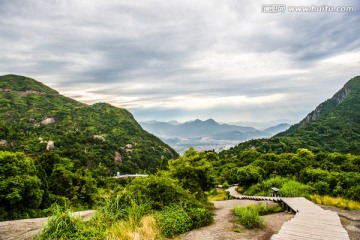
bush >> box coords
[37,205,100,240]
[312,181,330,195]
[233,205,263,229]
[244,177,289,196]
[155,205,192,237]
[128,173,195,210]
[232,203,282,229]
[280,180,314,197]
[255,203,283,215]
[186,207,214,229]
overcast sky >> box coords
[1,0,359,125]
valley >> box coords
[140,119,290,153]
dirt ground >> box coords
[177,200,294,240]
[0,201,358,240]
[177,200,360,240]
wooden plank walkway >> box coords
[271,200,349,240]
[226,187,350,240]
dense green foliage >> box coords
[0,74,178,220]
[215,149,360,201]
[2,74,360,238]
[36,171,214,239]
[0,74,178,175]
[155,205,192,237]
[169,147,216,199]
[0,151,43,219]
[222,76,360,154]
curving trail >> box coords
[178,200,294,240]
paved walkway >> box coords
[226,187,350,240]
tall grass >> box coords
[310,195,360,210]
[232,203,283,229]
[207,189,229,201]
[37,205,101,240]
[106,215,161,240]
[233,206,263,229]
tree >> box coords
[0,151,43,220]
[230,165,265,188]
[168,148,215,199]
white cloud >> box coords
[0,0,359,123]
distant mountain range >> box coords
[221,76,360,155]
[140,119,290,153]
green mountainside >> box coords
[221,76,360,155]
[0,74,178,174]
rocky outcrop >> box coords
[41,117,56,125]
[0,140,8,146]
[93,135,105,141]
[114,151,122,162]
[298,83,351,127]
[46,141,54,151]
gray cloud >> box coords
[0,0,359,123]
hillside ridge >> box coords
[0,74,178,174]
[221,76,360,155]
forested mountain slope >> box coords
[221,76,360,155]
[0,74,178,174]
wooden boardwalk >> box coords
[226,187,350,240]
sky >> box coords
[0,0,359,125]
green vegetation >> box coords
[233,204,282,229]
[36,169,214,239]
[155,205,192,237]
[207,189,230,201]
[0,151,43,220]
[2,74,360,238]
[0,74,178,220]
[310,195,360,210]
[222,76,360,154]
[215,149,360,201]
[0,74,178,176]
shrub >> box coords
[128,173,195,210]
[222,181,230,189]
[312,181,330,195]
[232,203,282,229]
[244,177,289,196]
[233,205,263,229]
[255,203,283,215]
[155,205,192,237]
[280,180,314,197]
[186,207,214,228]
[37,206,100,240]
